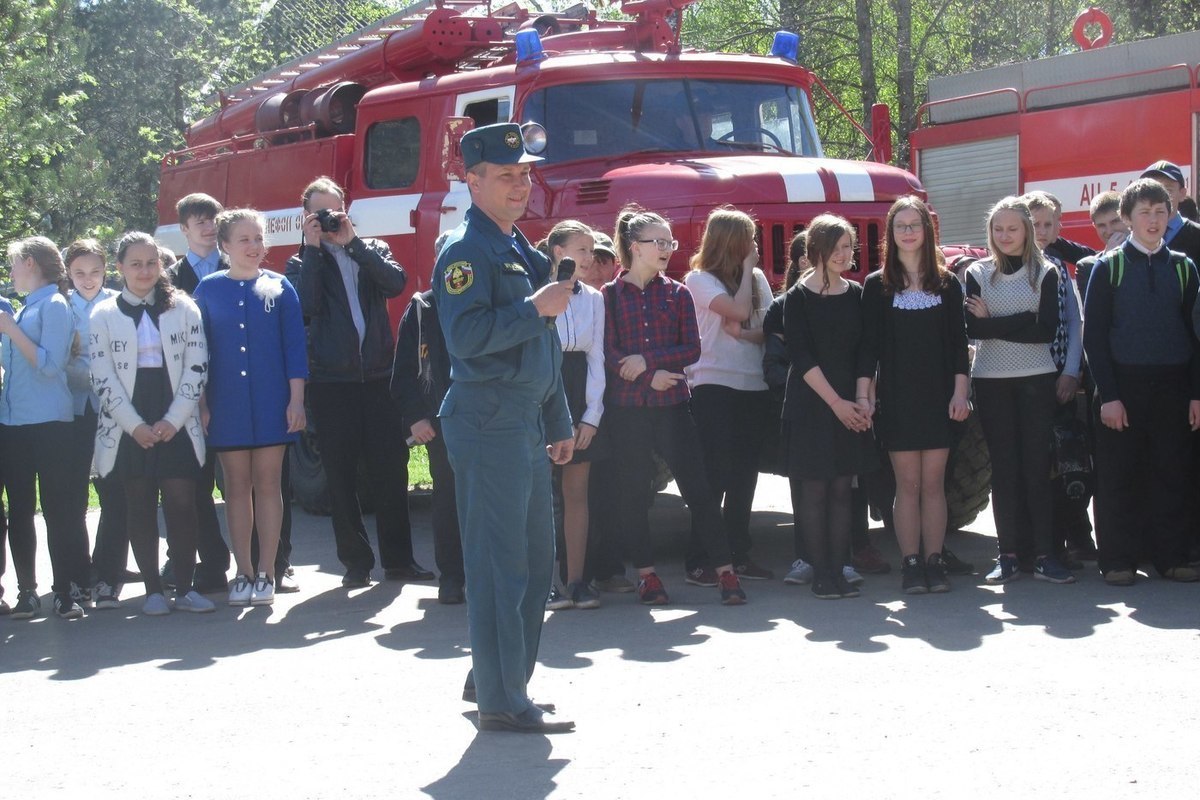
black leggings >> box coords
[790,476,853,581]
[125,477,198,597]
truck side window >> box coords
[366,117,420,189]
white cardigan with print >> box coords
[88,295,208,477]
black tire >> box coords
[945,408,992,530]
[289,423,331,516]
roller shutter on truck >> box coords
[918,136,1018,246]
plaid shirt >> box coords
[602,273,701,407]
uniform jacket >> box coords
[431,204,571,443]
[284,237,406,383]
[88,293,208,477]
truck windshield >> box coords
[521,79,822,164]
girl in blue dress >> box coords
[194,209,307,607]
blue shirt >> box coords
[1166,213,1185,248]
[186,249,222,281]
[0,284,75,425]
[67,287,119,414]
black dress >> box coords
[858,272,970,453]
[781,282,876,479]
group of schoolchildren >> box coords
[3,159,1199,620]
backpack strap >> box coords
[1108,248,1124,288]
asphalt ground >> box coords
[2,474,1199,799]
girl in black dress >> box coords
[857,197,971,595]
[782,215,875,599]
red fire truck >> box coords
[156,0,915,307]
[910,13,1200,249]
[156,0,929,512]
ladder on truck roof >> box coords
[215,0,529,108]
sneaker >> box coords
[925,553,951,593]
[228,574,253,607]
[811,576,842,599]
[834,573,861,598]
[142,592,171,616]
[783,558,814,585]
[546,586,574,610]
[591,575,636,593]
[842,565,865,586]
[851,544,892,574]
[1033,556,1076,584]
[718,571,747,605]
[174,590,216,613]
[342,568,372,588]
[941,548,976,576]
[250,573,275,606]
[568,581,600,610]
[94,581,120,610]
[0,598,9,616]
[733,561,774,581]
[1164,565,1200,582]
[276,571,301,594]
[1103,569,1136,586]
[438,580,465,605]
[54,593,84,619]
[70,582,93,609]
[985,554,1021,585]
[637,573,669,605]
[10,590,41,619]
[901,554,928,595]
[684,566,719,587]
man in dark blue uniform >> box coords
[434,123,577,734]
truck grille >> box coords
[758,220,882,283]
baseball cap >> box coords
[592,231,616,258]
[461,123,543,169]
[1140,160,1185,186]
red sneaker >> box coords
[718,571,747,605]
[637,573,669,605]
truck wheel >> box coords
[945,409,992,530]
[289,424,332,516]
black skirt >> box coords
[561,351,609,463]
[113,367,201,480]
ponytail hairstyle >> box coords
[535,219,593,273]
[215,208,268,252]
[784,230,807,291]
[880,195,947,294]
[7,236,69,295]
[614,203,671,268]
[984,196,1044,290]
[63,238,107,272]
[116,231,177,313]
[802,214,857,292]
[691,205,757,295]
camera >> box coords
[316,208,342,233]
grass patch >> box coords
[77,445,435,510]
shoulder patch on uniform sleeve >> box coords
[444,261,474,295]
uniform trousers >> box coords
[1093,365,1192,575]
[425,422,465,587]
[441,383,554,716]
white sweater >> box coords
[88,293,208,477]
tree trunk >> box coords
[895,0,913,166]
[855,0,876,137]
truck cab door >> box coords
[436,87,517,234]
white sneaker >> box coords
[842,565,866,586]
[94,581,120,609]
[783,558,814,585]
[228,574,252,606]
[250,573,275,606]
[174,590,216,613]
[142,592,171,616]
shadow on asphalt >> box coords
[422,727,566,800]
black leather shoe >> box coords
[384,562,435,581]
[342,568,371,588]
[192,570,230,594]
[438,581,465,605]
[478,709,574,734]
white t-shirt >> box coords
[684,268,771,391]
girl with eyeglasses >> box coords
[683,207,774,583]
[602,204,747,606]
[856,196,971,594]
[781,214,877,599]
